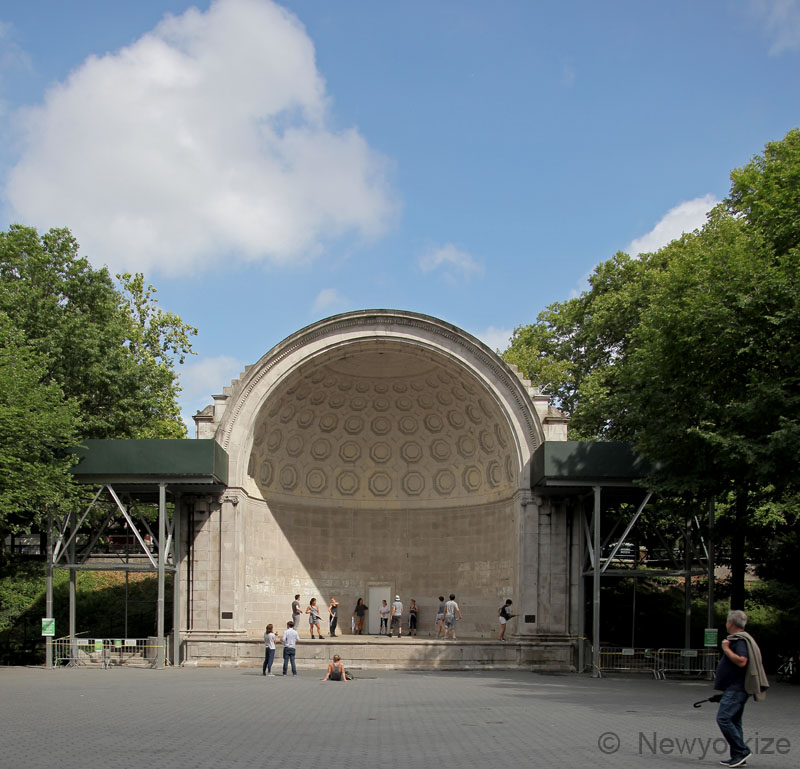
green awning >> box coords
[70,439,228,488]
[531,441,652,490]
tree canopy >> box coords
[504,128,800,599]
[0,225,196,539]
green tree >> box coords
[0,224,197,540]
[0,225,196,440]
[504,129,800,605]
[0,312,80,536]
[504,248,670,439]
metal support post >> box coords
[577,505,585,673]
[172,493,182,666]
[707,497,715,628]
[592,485,601,677]
[46,512,54,669]
[684,519,692,648]
[69,510,76,640]
[157,483,166,669]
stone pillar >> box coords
[516,490,539,638]
[218,493,242,631]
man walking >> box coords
[282,620,299,676]
[714,609,768,767]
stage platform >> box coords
[180,632,577,672]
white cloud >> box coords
[627,194,719,256]
[472,325,513,354]
[418,242,483,282]
[311,287,348,316]
[4,0,397,276]
[750,0,800,54]
[177,354,244,433]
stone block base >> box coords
[179,632,576,672]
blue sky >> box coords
[1,0,799,431]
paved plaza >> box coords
[1,666,798,769]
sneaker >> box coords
[267,673,276,677]
[729,755,751,768]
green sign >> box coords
[704,628,719,647]
[41,618,55,637]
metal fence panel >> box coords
[597,647,658,678]
[52,638,166,669]
[654,648,717,680]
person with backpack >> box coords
[497,599,518,641]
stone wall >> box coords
[241,496,517,638]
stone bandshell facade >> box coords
[186,310,577,668]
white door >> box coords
[367,585,391,635]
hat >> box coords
[395,595,400,600]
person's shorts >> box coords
[444,616,456,629]
[436,613,444,623]
[499,617,507,625]
[390,616,401,628]
[309,616,320,626]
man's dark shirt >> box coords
[714,637,748,691]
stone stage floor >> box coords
[2,666,798,769]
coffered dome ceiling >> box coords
[247,345,519,508]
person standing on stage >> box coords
[443,594,462,640]
[390,595,403,638]
[291,594,301,636]
[328,597,339,637]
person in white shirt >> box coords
[262,623,278,676]
[379,600,390,634]
[281,621,299,676]
[443,594,462,639]
[390,595,403,638]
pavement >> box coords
[1,666,798,769]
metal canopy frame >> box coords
[531,441,716,677]
[46,440,228,670]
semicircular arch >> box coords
[216,310,545,496]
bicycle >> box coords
[776,651,800,683]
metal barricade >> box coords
[654,648,717,680]
[597,647,658,678]
[53,638,166,669]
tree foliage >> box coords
[504,128,800,598]
[0,225,197,538]
[0,312,79,531]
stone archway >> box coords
[187,311,572,653]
